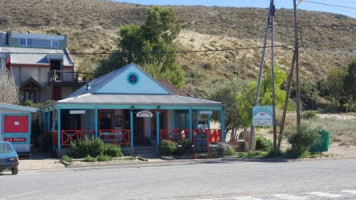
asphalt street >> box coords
[0,158,355,200]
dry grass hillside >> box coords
[0,0,355,95]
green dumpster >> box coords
[310,130,330,152]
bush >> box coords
[302,111,317,119]
[103,144,122,157]
[225,145,236,156]
[97,155,112,162]
[285,124,321,158]
[159,140,178,156]
[213,143,235,156]
[255,136,273,152]
[61,155,72,163]
[84,155,96,162]
[177,139,193,156]
[70,138,122,158]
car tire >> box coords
[11,167,18,175]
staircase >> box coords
[134,146,158,158]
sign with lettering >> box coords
[115,115,122,127]
[199,110,213,115]
[252,106,273,127]
[70,110,86,114]
[194,131,210,157]
[136,110,153,118]
[4,137,27,143]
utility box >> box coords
[0,103,37,156]
[310,130,330,152]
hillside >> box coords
[1,0,355,95]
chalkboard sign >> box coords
[194,131,210,157]
[115,115,121,128]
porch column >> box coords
[208,114,211,129]
[156,107,160,147]
[220,107,225,142]
[195,111,199,129]
[94,107,98,138]
[130,107,134,148]
[57,108,61,149]
[189,108,193,140]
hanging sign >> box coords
[70,110,86,114]
[252,106,273,127]
[136,110,153,118]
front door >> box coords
[124,110,145,145]
[99,111,114,130]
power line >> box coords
[304,0,356,10]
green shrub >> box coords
[213,143,235,156]
[84,155,96,162]
[61,155,72,163]
[177,139,193,156]
[255,136,273,152]
[225,145,236,156]
[103,144,122,157]
[302,111,317,119]
[97,155,112,162]
[285,124,321,158]
[70,138,122,158]
[159,140,178,156]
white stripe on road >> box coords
[231,197,262,200]
[342,190,356,194]
[272,194,308,200]
[310,192,341,198]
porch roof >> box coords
[58,93,222,107]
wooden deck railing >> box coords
[160,129,221,143]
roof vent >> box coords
[86,84,91,91]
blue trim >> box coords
[189,108,193,140]
[195,111,199,129]
[156,108,160,147]
[57,108,61,149]
[94,108,98,138]
[0,103,37,112]
[126,72,140,85]
[130,109,134,148]
[220,107,225,142]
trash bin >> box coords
[310,130,330,152]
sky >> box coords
[113,0,356,19]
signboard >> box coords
[4,138,27,143]
[3,115,29,133]
[194,131,210,157]
[70,110,86,114]
[136,110,153,118]
[115,115,122,127]
[252,106,273,127]
[199,110,213,115]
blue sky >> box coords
[113,0,356,18]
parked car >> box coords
[0,141,19,175]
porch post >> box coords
[130,106,134,148]
[94,107,98,138]
[57,108,61,149]
[208,114,211,129]
[195,111,199,129]
[156,106,160,147]
[172,110,175,129]
[220,107,225,142]
[189,108,193,140]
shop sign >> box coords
[199,110,213,115]
[252,106,273,127]
[4,137,27,142]
[136,110,153,118]
[70,110,86,114]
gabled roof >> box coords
[0,103,37,113]
[20,77,44,89]
[67,63,171,98]
[158,78,186,96]
[0,47,74,66]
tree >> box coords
[0,70,19,104]
[206,77,247,140]
[327,68,347,110]
[96,6,183,87]
[343,59,356,111]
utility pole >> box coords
[270,0,277,156]
[294,0,301,127]
[249,0,277,153]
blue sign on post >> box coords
[252,106,273,127]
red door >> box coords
[53,86,62,101]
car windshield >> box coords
[0,144,13,153]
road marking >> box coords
[342,190,356,194]
[310,192,341,198]
[272,194,308,200]
[231,197,263,200]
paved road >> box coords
[0,158,355,200]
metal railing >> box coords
[48,70,95,83]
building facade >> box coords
[0,31,84,103]
[40,63,225,153]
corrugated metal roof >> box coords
[59,94,222,107]
[11,32,65,40]
[0,47,73,66]
[0,103,37,112]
